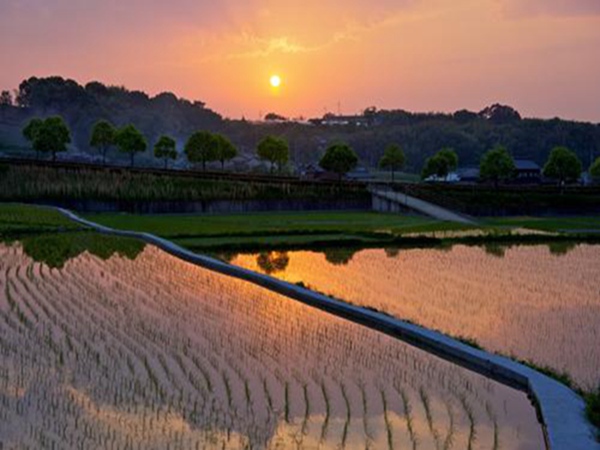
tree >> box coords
[22,118,44,158]
[28,116,71,162]
[214,134,238,169]
[589,157,600,181]
[264,112,287,122]
[185,131,219,170]
[479,145,516,188]
[421,148,458,180]
[323,248,357,266]
[319,142,359,181]
[89,120,116,165]
[379,144,406,181]
[115,125,147,167]
[256,252,290,274]
[479,104,521,124]
[257,136,289,173]
[543,146,582,185]
[0,90,12,106]
[154,135,177,169]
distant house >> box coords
[320,114,371,127]
[424,172,461,183]
[455,167,480,183]
[346,167,371,181]
[299,164,339,181]
[514,160,542,182]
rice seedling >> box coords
[380,389,393,450]
[233,244,600,389]
[0,237,545,449]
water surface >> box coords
[232,243,600,389]
[0,240,544,449]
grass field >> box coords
[0,203,81,236]
[83,211,479,250]
[82,210,600,251]
[84,211,435,237]
[485,216,600,233]
[2,203,600,252]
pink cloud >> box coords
[499,0,600,18]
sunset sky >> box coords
[1,0,599,121]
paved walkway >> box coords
[370,188,476,224]
[55,207,599,450]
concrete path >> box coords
[371,188,476,224]
[55,207,599,450]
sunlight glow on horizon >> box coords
[0,0,599,121]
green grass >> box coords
[585,387,600,434]
[84,210,600,252]
[485,216,600,233]
[80,211,473,252]
[0,203,81,236]
[84,210,493,251]
[84,211,435,238]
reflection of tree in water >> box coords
[481,240,580,259]
[547,241,578,256]
[322,248,358,266]
[256,251,290,274]
[384,247,400,258]
[17,232,146,269]
[483,243,507,258]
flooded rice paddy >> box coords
[0,239,544,449]
[232,243,600,390]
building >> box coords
[455,167,480,183]
[320,113,371,127]
[346,167,371,181]
[514,160,542,182]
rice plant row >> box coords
[0,242,545,449]
[233,245,600,389]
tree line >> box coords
[20,115,600,185]
[420,145,599,185]
[20,117,364,178]
[4,77,600,174]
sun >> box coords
[270,75,281,88]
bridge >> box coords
[370,187,476,225]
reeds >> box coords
[0,165,367,203]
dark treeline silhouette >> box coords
[1,76,600,172]
[2,76,222,159]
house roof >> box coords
[456,167,480,178]
[514,160,541,170]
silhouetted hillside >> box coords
[1,76,222,162]
[1,76,599,171]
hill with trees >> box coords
[1,76,599,172]
[0,76,222,164]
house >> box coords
[424,172,461,183]
[299,164,339,181]
[514,160,542,182]
[320,113,371,127]
[455,167,480,183]
[346,167,371,181]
